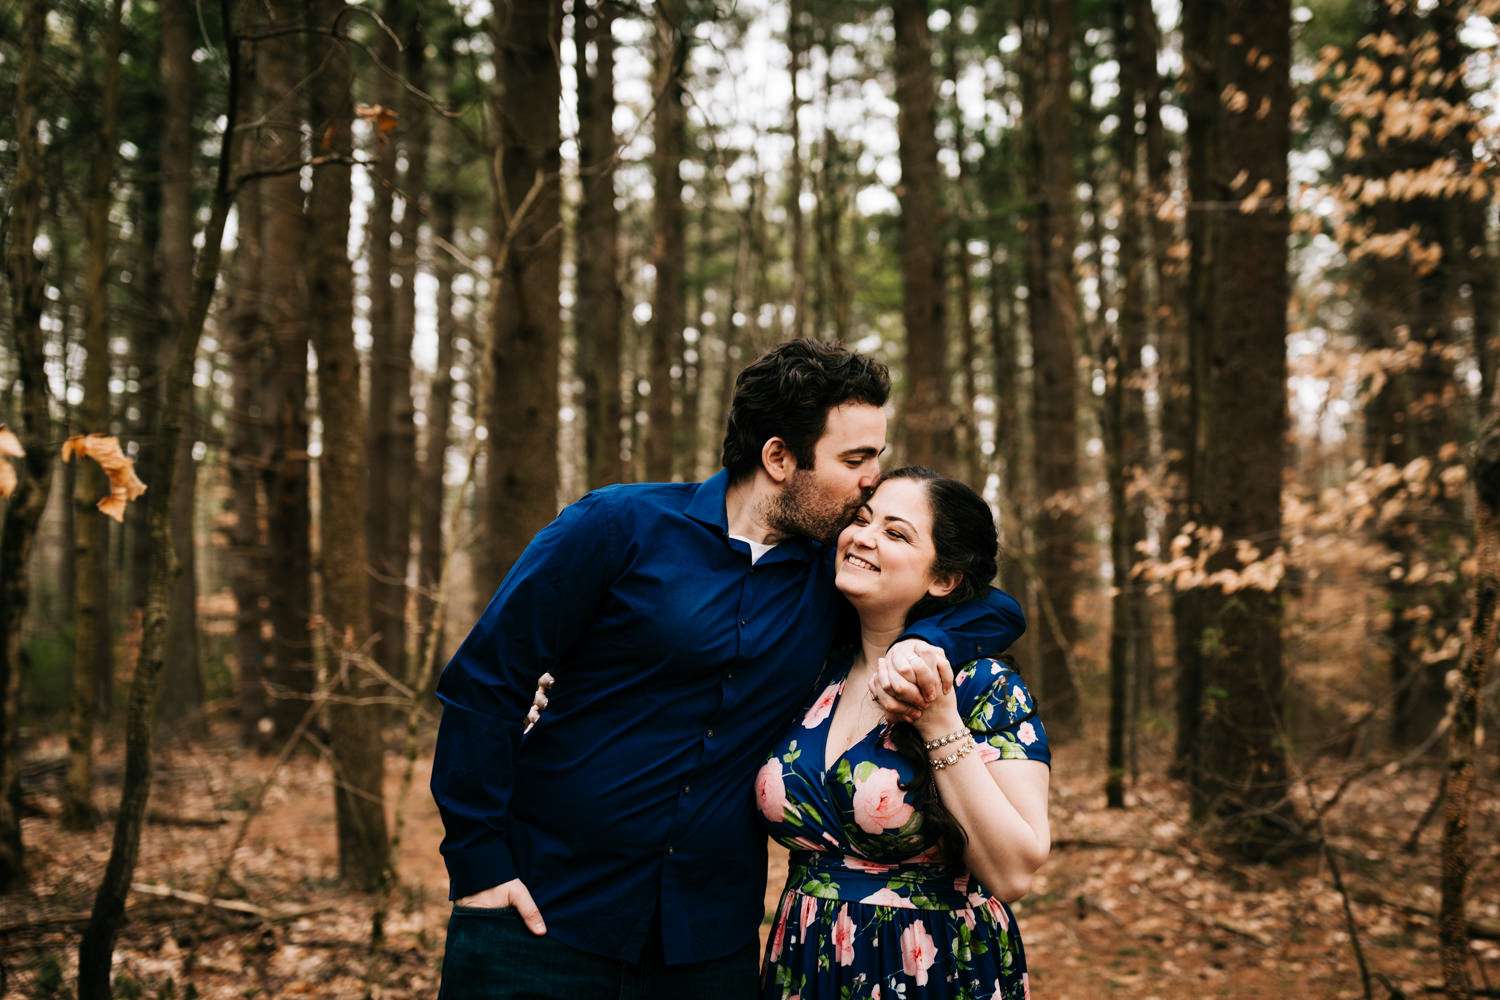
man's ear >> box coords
[926,572,960,600]
[761,437,796,483]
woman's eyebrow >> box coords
[879,514,918,535]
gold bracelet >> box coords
[929,738,974,771]
[922,727,969,750]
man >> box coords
[432,339,1025,998]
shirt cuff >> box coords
[443,839,520,900]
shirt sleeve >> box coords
[429,488,620,899]
[896,585,1026,666]
[954,659,1051,767]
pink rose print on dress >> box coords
[755,760,787,823]
[842,854,893,873]
[1017,721,1038,746]
[799,893,817,934]
[851,766,914,833]
[768,899,790,962]
[979,742,1001,764]
[899,921,937,985]
[803,682,841,728]
[860,887,915,909]
[831,903,857,966]
[986,896,1011,931]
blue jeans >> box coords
[437,906,760,1000]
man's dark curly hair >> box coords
[720,339,891,481]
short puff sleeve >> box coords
[953,658,1050,768]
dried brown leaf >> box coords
[62,433,148,522]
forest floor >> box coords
[3,721,1498,1000]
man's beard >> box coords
[766,469,865,544]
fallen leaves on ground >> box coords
[4,723,1497,998]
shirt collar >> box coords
[687,469,817,564]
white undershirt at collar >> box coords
[729,533,777,564]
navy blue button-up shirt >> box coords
[431,470,1026,965]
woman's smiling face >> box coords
[834,477,955,617]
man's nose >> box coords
[859,462,880,491]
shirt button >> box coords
[726,670,734,680]
[705,729,714,739]
[667,846,675,855]
[682,783,691,794]
[739,619,747,627]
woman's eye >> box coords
[886,530,907,542]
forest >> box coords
[1,0,1498,996]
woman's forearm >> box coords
[922,732,1051,901]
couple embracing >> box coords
[432,339,1051,1000]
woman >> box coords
[754,467,1051,1000]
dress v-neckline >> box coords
[820,661,890,773]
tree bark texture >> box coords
[1174,0,1217,776]
[76,0,245,989]
[787,0,810,343]
[647,0,686,483]
[894,0,954,471]
[484,0,563,585]
[0,0,54,891]
[1182,0,1298,861]
[364,0,419,698]
[306,0,389,891]
[261,0,316,743]
[1443,405,1500,997]
[1353,1,1474,751]
[1125,0,1164,718]
[65,0,125,830]
[157,0,205,730]
[227,44,274,748]
[1019,0,1082,727]
[575,0,624,489]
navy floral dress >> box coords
[754,654,1050,1000]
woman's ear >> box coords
[761,436,794,483]
[926,572,960,600]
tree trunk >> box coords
[0,0,54,891]
[575,0,624,490]
[1125,0,1164,723]
[942,14,983,489]
[1352,0,1474,751]
[1182,0,1299,861]
[227,39,274,748]
[647,0,686,483]
[65,0,125,830]
[157,0,205,731]
[1444,407,1500,997]
[388,8,429,693]
[894,0,954,471]
[306,0,389,891]
[1172,0,1216,777]
[1019,0,1082,727]
[418,182,456,689]
[787,0,809,342]
[126,116,165,621]
[75,2,245,989]
[365,0,418,699]
[262,0,316,743]
[483,0,563,595]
